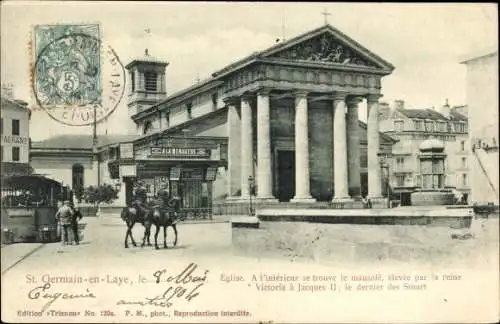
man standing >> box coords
[71,204,83,245]
[56,200,74,245]
[134,181,148,204]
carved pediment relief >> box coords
[268,32,379,68]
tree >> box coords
[74,186,84,203]
[83,184,118,206]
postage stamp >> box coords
[31,24,125,127]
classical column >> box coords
[346,97,362,198]
[291,91,316,202]
[367,94,383,198]
[332,93,351,201]
[256,89,276,200]
[226,98,241,198]
[240,95,253,198]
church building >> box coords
[122,24,395,206]
[31,23,397,213]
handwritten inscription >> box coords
[116,263,209,309]
[27,283,96,312]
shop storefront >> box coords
[106,135,227,219]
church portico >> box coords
[126,24,395,209]
[225,86,386,204]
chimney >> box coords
[393,99,405,110]
[440,98,450,119]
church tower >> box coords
[125,49,169,134]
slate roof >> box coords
[396,108,449,121]
[459,50,497,64]
[396,108,468,122]
[125,50,169,69]
[449,110,468,121]
[1,95,30,112]
[31,134,138,150]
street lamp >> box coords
[248,175,255,216]
[377,152,392,209]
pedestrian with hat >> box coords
[55,200,74,245]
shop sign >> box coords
[1,135,29,145]
[120,143,134,159]
[150,147,211,158]
[120,164,137,177]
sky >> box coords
[1,2,498,141]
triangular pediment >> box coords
[262,25,394,71]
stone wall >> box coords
[232,217,497,266]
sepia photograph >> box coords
[1,2,498,323]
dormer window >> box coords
[414,119,423,131]
[394,120,404,132]
[144,72,158,92]
[186,102,193,119]
[425,120,434,132]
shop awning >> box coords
[1,162,33,178]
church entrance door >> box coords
[277,150,295,202]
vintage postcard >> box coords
[1,1,498,323]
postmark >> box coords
[31,24,125,126]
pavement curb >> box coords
[1,243,45,275]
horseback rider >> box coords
[133,181,149,213]
[156,187,170,207]
[155,187,181,218]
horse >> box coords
[120,201,153,248]
[149,197,181,250]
